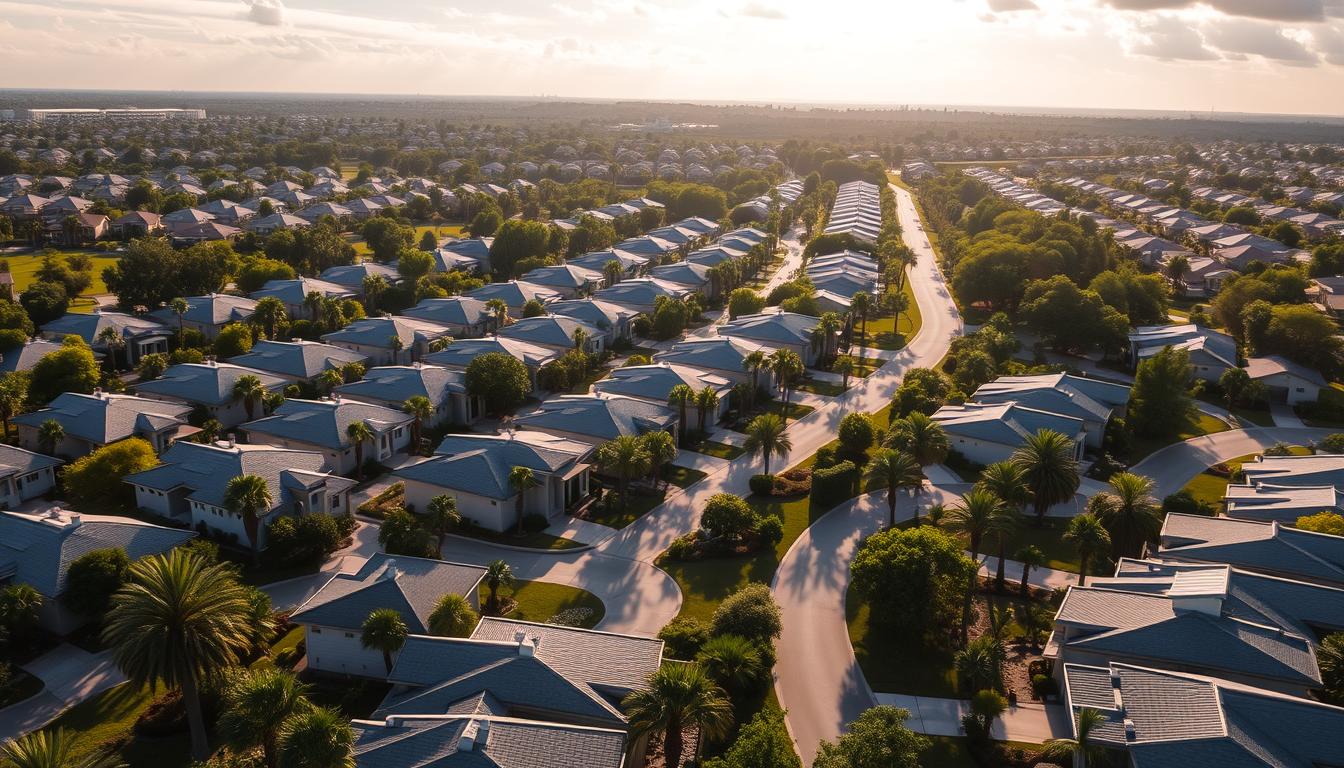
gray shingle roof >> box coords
[395,432,589,500]
[514,394,677,442]
[466,281,561,309]
[0,339,67,373]
[318,262,400,290]
[0,444,61,480]
[148,294,257,327]
[402,297,493,328]
[290,553,485,633]
[334,365,465,407]
[654,336,771,375]
[41,311,169,345]
[228,340,369,379]
[719,310,821,347]
[321,317,452,349]
[134,362,286,407]
[243,398,411,450]
[592,363,732,403]
[13,392,192,445]
[249,276,354,306]
[972,373,1130,423]
[124,440,347,513]
[424,338,560,370]
[352,715,628,768]
[497,316,600,351]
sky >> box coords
[4,0,1344,116]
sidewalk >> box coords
[873,693,1069,743]
[0,644,126,742]
[543,517,617,546]
[671,449,731,473]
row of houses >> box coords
[823,180,882,245]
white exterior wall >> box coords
[304,624,391,678]
[401,479,511,531]
[133,484,178,519]
[944,435,1017,467]
[1257,372,1320,406]
[0,466,57,508]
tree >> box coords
[29,336,99,404]
[1011,429,1080,525]
[428,593,478,637]
[850,291,872,363]
[850,526,977,639]
[864,448,923,528]
[275,706,355,768]
[508,465,540,535]
[1321,633,1344,702]
[1088,472,1162,560]
[977,461,1029,590]
[0,583,41,647]
[942,489,1015,642]
[696,634,768,701]
[224,474,272,564]
[253,296,288,340]
[62,547,130,618]
[770,349,804,423]
[886,411,949,468]
[743,413,792,476]
[1220,367,1252,409]
[19,281,68,326]
[237,258,296,294]
[1014,544,1046,598]
[489,219,550,278]
[710,583,782,644]
[402,395,434,455]
[954,637,1004,694]
[377,508,435,558]
[102,550,255,761]
[483,559,515,613]
[360,608,407,674]
[1128,346,1195,439]
[346,421,374,480]
[595,435,652,513]
[1041,707,1108,768]
[1297,511,1344,536]
[359,218,414,262]
[835,356,855,391]
[812,705,929,768]
[464,352,531,416]
[61,438,158,509]
[0,728,125,768]
[218,668,312,768]
[1020,276,1128,354]
[37,418,64,456]
[890,367,952,418]
[643,430,678,490]
[1166,253,1190,295]
[728,288,765,320]
[1263,303,1344,377]
[667,383,695,446]
[838,412,875,458]
[1063,513,1111,586]
[701,706,800,768]
[233,374,266,422]
[701,493,760,543]
[623,663,733,768]
[425,494,462,549]
[215,323,254,358]
[696,386,721,434]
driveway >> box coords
[1129,426,1334,498]
[0,644,125,743]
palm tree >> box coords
[346,421,374,480]
[1088,471,1163,560]
[425,494,462,550]
[508,465,540,534]
[603,259,623,288]
[953,637,1003,693]
[814,312,842,364]
[1165,253,1190,297]
[485,298,509,334]
[427,593,478,637]
[37,418,64,456]
[623,663,734,768]
[224,474,272,564]
[887,411,950,467]
[977,461,1030,591]
[742,350,768,413]
[102,550,255,761]
[483,559,515,613]
[402,395,434,455]
[254,297,287,340]
[1063,513,1111,586]
[695,385,720,434]
[696,634,768,700]
[742,413,792,476]
[944,489,1015,643]
[1015,544,1046,599]
[316,368,343,397]
[595,435,652,514]
[233,374,266,421]
[360,608,407,674]
[643,430,678,490]
[198,418,222,445]
[667,383,695,446]
[835,356,854,391]
[362,274,387,314]
[170,297,189,339]
[851,291,872,364]
[387,335,405,364]
[863,448,923,528]
[275,707,355,768]
[96,326,124,371]
[0,728,125,768]
[1041,707,1108,768]
[217,668,312,768]
[770,349,804,423]
[1011,429,1080,525]
[304,291,323,322]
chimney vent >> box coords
[1123,718,1136,741]
[516,631,534,656]
[458,720,480,752]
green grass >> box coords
[665,466,708,489]
[1181,445,1312,508]
[49,682,189,768]
[861,279,922,351]
[584,488,669,529]
[2,249,120,300]
[991,516,1080,572]
[346,224,465,257]
[795,378,847,397]
[688,439,746,460]
[1124,411,1230,464]
[485,580,605,628]
[456,525,586,550]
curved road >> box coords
[1130,426,1334,498]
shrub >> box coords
[1321,433,1344,454]
[1031,674,1058,699]
[664,531,701,561]
[658,617,710,660]
[61,438,157,510]
[266,514,342,566]
[62,547,130,617]
[1162,490,1217,517]
[810,459,857,507]
[837,413,875,459]
[757,516,784,547]
[749,473,776,495]
[1298,511,1344,536]
[710,583,781,644]
[773,467,812,496]
[702,493,760,543]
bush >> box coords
[664,531,701,561]
[1162,490,1217,517]
[757,515,784,547]
[837,413,875,459]
[62,547,130,617]
[1321,433,1344,454]
[710,583,781,644]
[702,493,761,543]
[658,617,710,660]
[61,438,158,510]
[1031,674,1058,699]
[773,467,812,496]
[265,514,342,566]
[749,473,776,495]
[631,314,652,337]
[810,459,857,507]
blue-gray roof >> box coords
[514,395,676,442]
[318,262,400,290]
[0,339,66,373]
[243,398,411,450]
[291,553,485,633]
[352,715,628,768]
[13,392,192,445]
[334,365,465,407]
[135,362,286,407]
[547,299,636,333]
[148,294,257,327]
[592,278,688,308]
[228,340,368,379]
[1160,514,1344,588]
[497,316,600,350]
[719,310,821,347]
[593,363,732,403]
[41,311,169,345]
[424,338,559,370]
[0,444,61,480]
[466,281,561,309]
[519,264,602,291]
[654,336,768,374]
[396,432,589,500]
[568,248,649,273]
[249,276,354,306]
[402,297,492,328]
[124,440,349,513]
[648,261,711,287]
[321,317,451,349]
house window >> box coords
[312,628,322,634]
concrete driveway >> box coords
[0,644,125,743]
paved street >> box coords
[1129,426,1333,498]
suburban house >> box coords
[514,394,679,447]
[593,363,734,423]
[466,281,562,318]
[395,432,592,531]
[40,311,171,366]
[242,397,413,475]
[548,299,638,344]
[109,210,163,238]
[1240,454,1344,490]
[125,440,354,548]
[401,297,496,338]
[569,248,649,278]
[372,618,663,766]
[718,310,833,367]
[1158,513,1344,589]
[433,238,494,274]
[318,262,401,295]
[648,261,714,299]
[1245,355,1326,406]
[321,317,453,365]
[1127,324,1238,380]
[655,336,777,388]
[970,373,1131,451]
[250,276,355,319]
[148,294,258,339]
[1223,482,1341,523]
[14,391,195,457]
[228,339,369,384]
[0,444,61,510]
[1048,577,1323,696]
[497,315,604,355]
[1312,276,1344,318]
[0,507,194,632]
[931,401,1086,466]
[334,364,482,429]
[518,264,603,299]
[0,339,70,373]
[592,278,691,315]
[350,715,628,768]
[290,553,486,677]
[135,361,288,429]
[424,338,561,395]
[1062,662,1344,766]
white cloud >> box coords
[988,0,1040,11]
[1203,18,1320,63]
[1126,14,1219,59]
[246,0,285,26]
[1102,0,1329,22]
[740,2,786,20]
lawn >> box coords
[1124,411,1230,464]
[727,401,814,431]
[2,249,120,310]
[455,525,587,550]
[1181,445,1312,508]
[584,486,671,529]
[688,439,746,460]
[49,682,191,768]
[794,377,847,397]
[664,466,708,489]
[346,223,465,257]
[1192,391,1274,428]
[485,579,605,628]
[991,516,1080,572]
[859,279,922,351]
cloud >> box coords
[988,0,1039,11]
[740,2,786,20]
[1101,0,1331,22]
[1203,18,1319,63]
[1314,24,1344,64]
[1127,14,1219,59]
[246,0,284,26]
